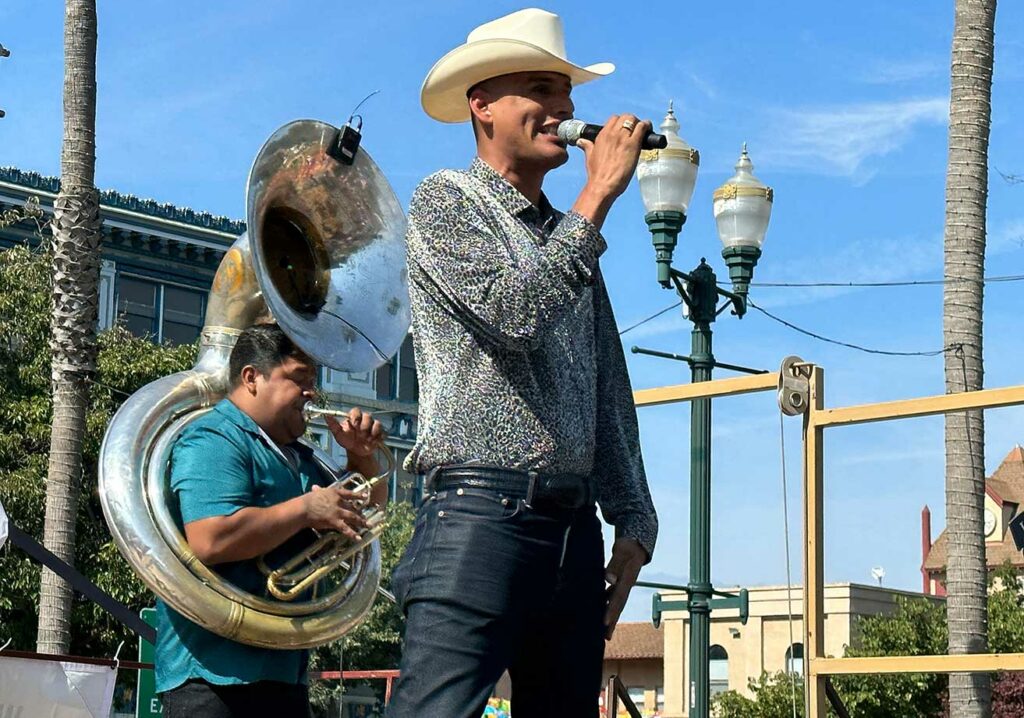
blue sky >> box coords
[3,2,1024,626]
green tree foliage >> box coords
[988,564,1024,653]
[713,566,1024,718]
[988,564,1024,717]
[0,243,195,655]
[713,671,804,718]
[309,499,415,714]
[832,596,949,718]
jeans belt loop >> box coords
[525,470,540,509]
[425,466,442,492]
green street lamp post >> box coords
[636,103,774,718]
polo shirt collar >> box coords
[216,398,262,436]
[215,398,315,459]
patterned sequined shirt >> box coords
[404,157,657,558]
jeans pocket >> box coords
[434,487,523,522]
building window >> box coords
[375,360,394,401]
[656,686,664,711]
[375,333,418,403]
[710,644,729,695]
[162,285,204,345]
[318,366,375,399]
[117,277,157,339]
[626,687,645,710]
[786,642,804,676]
[115,274,205,345]
[398,334,417,402]
[98,260,116,330]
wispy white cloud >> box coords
[751,231,943,309]
[858,58,943,85]
[990,218,1024,254]
[747,216,1023,311]
[688,72,718,101]
[760,97,948,180]
[834,446,937,467]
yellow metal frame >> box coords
[802,375,1024,716]
[633,372,780,408]
[633,370,1024,717]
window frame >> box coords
[786,642,805,676]
[709,643,730,695]
[375,333,418,403]
[115,272,206,345]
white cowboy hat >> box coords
[421,8,614,124]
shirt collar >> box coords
[469,158,555,224]
[216,398,315,458]
[216,398,262,436]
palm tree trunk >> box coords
[36,0,100,655]
[943,0,996,714]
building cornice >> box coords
[0,167,246,236]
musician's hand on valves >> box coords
[326,407,388,507]
[303,483,369,541]
[572,113,652,230]
[326,408,383,459]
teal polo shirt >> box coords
[155,398,328,694]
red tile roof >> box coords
[924,446,1024,572]
[605,622,664,660]
[989,445,1024,506]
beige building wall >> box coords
[659,583,938,718]
[601,659,663,715]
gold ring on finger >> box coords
[622,119,636,132]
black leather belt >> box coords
[428,465,593,511]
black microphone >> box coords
[557,119,667,150]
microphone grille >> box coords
[556,119,585,145]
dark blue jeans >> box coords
[161,679,310,718]
[387,485,606,718]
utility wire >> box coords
[746,298,954,357]
[618,272,1023,338]
[618,300,683,336]
[752,273,1024,288]
[87,377,134,399]
[778,411,799,718]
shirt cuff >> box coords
[559,211,608,275]
[614,513,658,564]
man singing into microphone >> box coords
[389,8,657,718]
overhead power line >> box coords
[751,273,1024,288]
[618,300,683,336]
[619,271,1022,339]
[745,298,954,357]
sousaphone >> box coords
[98,120,409,648]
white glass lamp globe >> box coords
[712,144,773,250]
[637,101,699,215]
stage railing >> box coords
[634,368,1024,717]
[800,369,1024,717]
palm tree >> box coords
[943,0,997,714]
[36,0,101,654]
